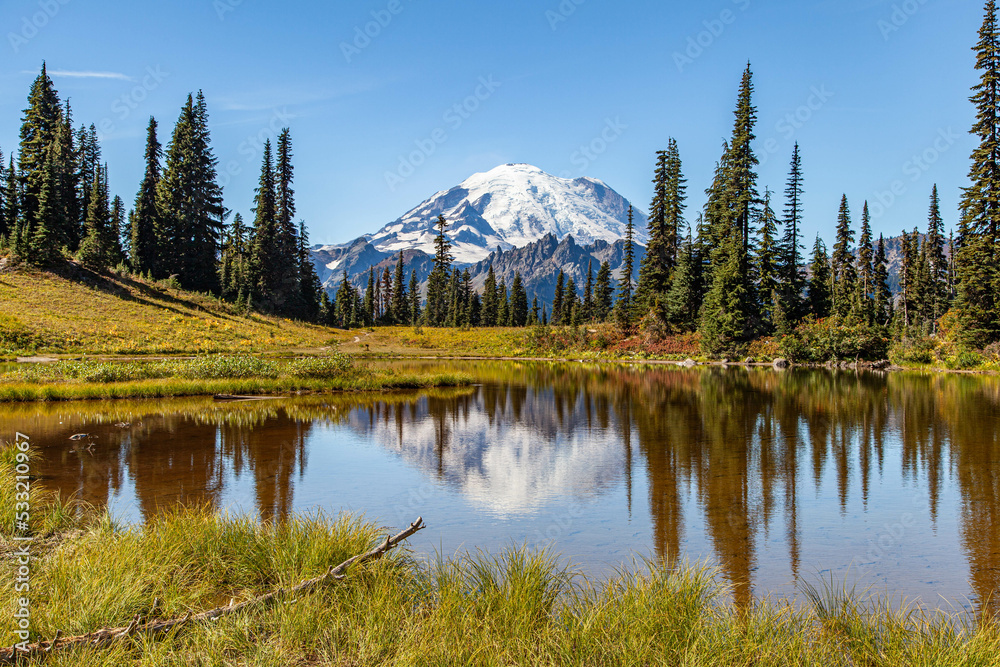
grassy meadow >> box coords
[2,448,1000,665]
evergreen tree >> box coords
[595,261,614,322]
[274,128,300,307]
[364,268,376,326]
[482,264,498,326]
[6,157,21,254]
[297,221,322,322]
[0,149,6,242]
[925,185,950,331]
[856,202,875,324]
[18,64,63,249]
[699,64,760,352]
[616,206,636,328]
[392,251,408,325]
[78,168,113,269]
[636,149,671,311]
[666,226,699,331]
[408,270,421,325]
[249,140,278,300]
[956,0,1000,344]
[156,92,224,292]
[900,228,919,328]
[874,234,892,326]
[564,276,579,325]
[510,272,528,327]
[530,296,540,325]
[780,143,806,322]
[335,270,355,328]
[110,194,126,266]
[807,236,832,319]
[220,212,251,299]
[425,215,453,326]
[755,189,781,331]
[130,117,161,275]
[29,148,62,265]
[831,195,857,318]
[552,271,566,325]
[583,260,594,322]
[497,281,510,326]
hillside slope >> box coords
[0,260,346,357]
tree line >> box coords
[0,64,324,322]
[6,0,1000,351]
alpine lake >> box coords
[6,359,1000,613]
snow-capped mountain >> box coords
[311,163,648,300]
[366,163,647,264]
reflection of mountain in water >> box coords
[8,366,1000,615]
[346,386,629,516]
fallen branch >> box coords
[0,517,425,664]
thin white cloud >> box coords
[30,70,132,81]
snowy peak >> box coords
[369,163,647,264]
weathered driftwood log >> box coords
[0,517,425,664]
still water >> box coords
[3,361,999,611]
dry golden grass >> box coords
[0,262,355,356]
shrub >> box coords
[174,355,279,380]
[779,317,889,362]
[945,347,983,370]
[890,336,937,365]
[285,354,355,379]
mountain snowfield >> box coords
[319,163,648,267]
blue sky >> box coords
[0,0,982,247]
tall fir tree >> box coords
[699,65,759,353]
[392,251,408,325]
[636,149,671,310]
[77,167,113,269]
[831,195,857,318]
[274,128,301,308]
[6,157,20,253]
[482,264,498,326]
[425,215,453,326]
[510,272,528,327]
[583,260,594,322]
[856,202,875,324]
[29,148,62,265]
[156,93,224,292]
[297,221,322,322]
[249,139,278,302]
[595,261,614,322]
[956,0,1000,344]
[925,184,950,331]
[615,205,636,328]
[780,143,806,319]
[755,189,781,332]
[807,236,832,319]
[130,117,161,275]
[18,63,63,251]
[552,270,566,325]
[873,234,893,326]
[666,226,699,331]
[408,270,421,326]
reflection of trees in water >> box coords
[13,365,1000,611]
